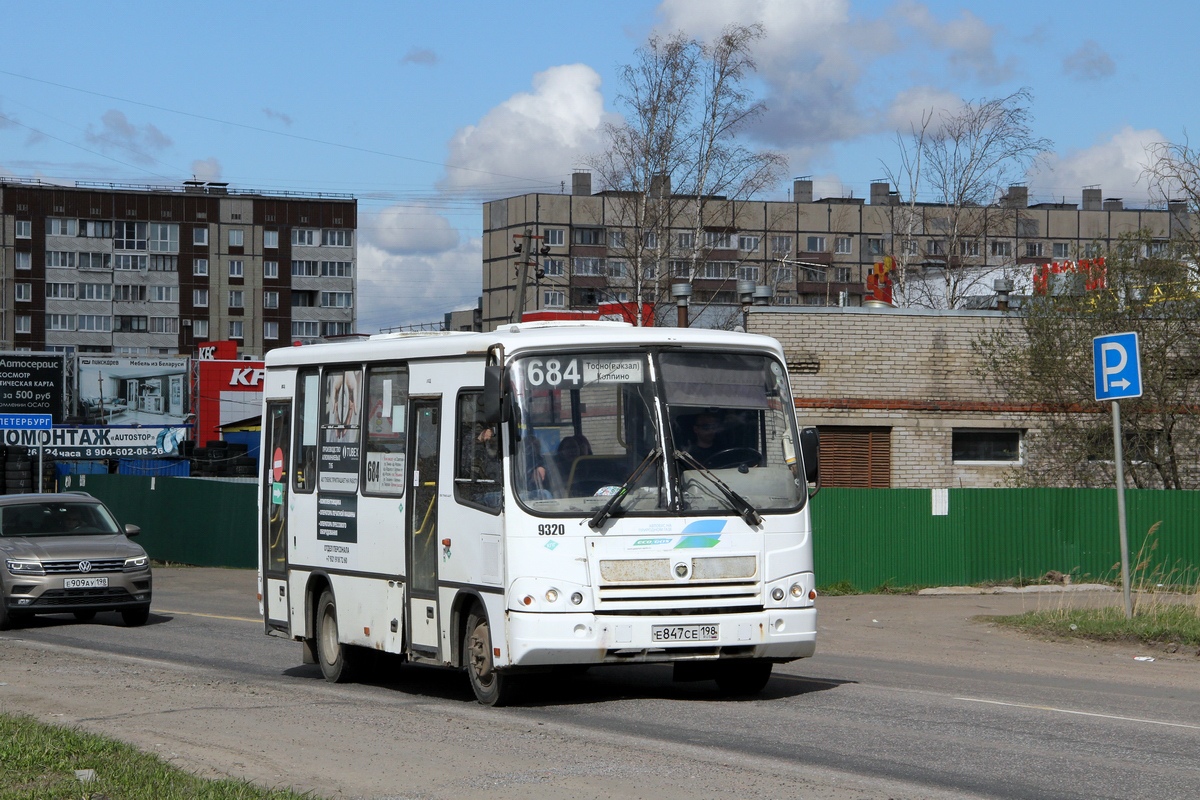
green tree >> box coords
[976,231,1200,489]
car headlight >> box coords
[6,559,45,576]
[123,555,150,571]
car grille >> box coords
[595,555,760,611]
[32,587,143,607]
[40,558,127,574]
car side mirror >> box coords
[124,523,141,538]
[799,427,820,490]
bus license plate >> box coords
[64,577,108,589]
[651,624,719,642]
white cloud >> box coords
[370,203,460,254]
[439,64,610,193]
[84,109,171,163]
[891,2,1012,84]
[885,86,965,134]
[1062,41,1115,81]
[355,236,482,332]
[1032,126,1163,202]
[190,158,222,181]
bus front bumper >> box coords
[503,607,816,667]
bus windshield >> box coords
[510,349,805,517]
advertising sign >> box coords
[0,353,65,420]
[0,426,187,458]
[195,359,265,444]
[76,355,191,425]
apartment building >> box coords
[0,179,357,357]
[482,174,1189,330]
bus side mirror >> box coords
[799,427,819,488]
[483,365,509,424]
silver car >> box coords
[0,492,152,629]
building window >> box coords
[149,317,178,334]
[608,230,626,249]
[292,291,315,307]
[15,252,31,271]
[292,259,319,277]
[669,260,690,278]
[572,257,605,277]
[292,320,320,338]
[80,283,112,301]
[952,429,1021,462]
[16,220,31,238]
[1053,242,1070,259]
[1025,242,1044,258]
[902,239,918,256]
[229,320,244,339]
[543,258,564,277]
[642,262,658,280]
[322,321,353,337]
[80,220,112,238]
[151,286,179,302]
[608,260,627,278]
[194,258,209,276]
[292,228,318,246]
[866,238,884,256]
[573,228,604,246]
[15,283,32,302]
[46,282,75,299]
[114,285,147,302]
[770,235,793,254]
[805,235,826,252]
[264,260,279,279]
[320,291,353,308]
[544,229,564,247]
[78,314,112,332]
[114,221,147,250]
[47,251,77,269]
[229,259,244,278]
[320,261,353,277]
[114,254,147,271]
[322,229,352,247]
[800,266,826,282]
[264,321,279,340]
[771,266,793,284]
[705,231,732,249]
[47,218,78,236]
[48,314,76,331]
[193,227,209,246]
[193,289,209,307]
[738,235,760,252]
[643,231,658,250]
[76,252,110,270]
[264,290,279,309]
[148,255,178,272]
[543,289,565,308]
[15,315,31,335]
[928,239,944,255]
[149,223,179,253]
[229,290,244,308]
[735,265,760,281]
[263,230,278,248]
[959,240,980,257]
[834,236,852,255]
[115,315,148,333]
[990,240,1013,257]
[702,261,735,279]
[229,229,244,247]
[831,266,852,283]
[193,319,209,339]
[676,232,694,250]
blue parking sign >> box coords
[1093,332,1142,401]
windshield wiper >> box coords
[587,447,661,530]
[674,451,763,526]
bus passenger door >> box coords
[262,400,291,633]
[406,398,442,655]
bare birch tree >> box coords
[883,89,1052,308]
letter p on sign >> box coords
[1093,332,1142,401]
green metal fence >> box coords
[61,476,1200,589]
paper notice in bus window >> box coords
[365,451,406,494]
[583,358,643,383]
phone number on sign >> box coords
[42,447,162,458]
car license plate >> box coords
[64,577,109,589]
[651,623,719,642]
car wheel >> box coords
[121,606,150,627]
[74,610,97,622]
[464,606,515,706]
[315,589,357,683]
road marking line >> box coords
[155,608,260,624]
[957,697,1200,730]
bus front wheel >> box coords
[714,659,773,696]
[464,607,513,706]
[316,590,357,683]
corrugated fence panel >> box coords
[62,473,257,569]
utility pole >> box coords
[510,229,547,324]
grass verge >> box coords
[992,600,1200,650]
[0,713,313,800]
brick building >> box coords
[0,179,357,357]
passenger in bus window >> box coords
[687,412,723,464]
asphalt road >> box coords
[1,568,1198,799]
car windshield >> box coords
[509,349,805,516]
[0,502,120,537]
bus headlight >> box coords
[790,583,803,598]
[544,589,559,603]
[771,587,785,601]
[570,592,583,605]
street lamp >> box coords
[671,282,692,327]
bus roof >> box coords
[263,322,784,368]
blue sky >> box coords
[3,0,1198,331]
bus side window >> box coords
[363,365,409,497]
[455,391,501,511]
[293,369,320,493]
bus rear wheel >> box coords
[714,659,773,696]
[316,590,357,683]
[464,607,513,706]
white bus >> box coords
[258,321,819,705]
